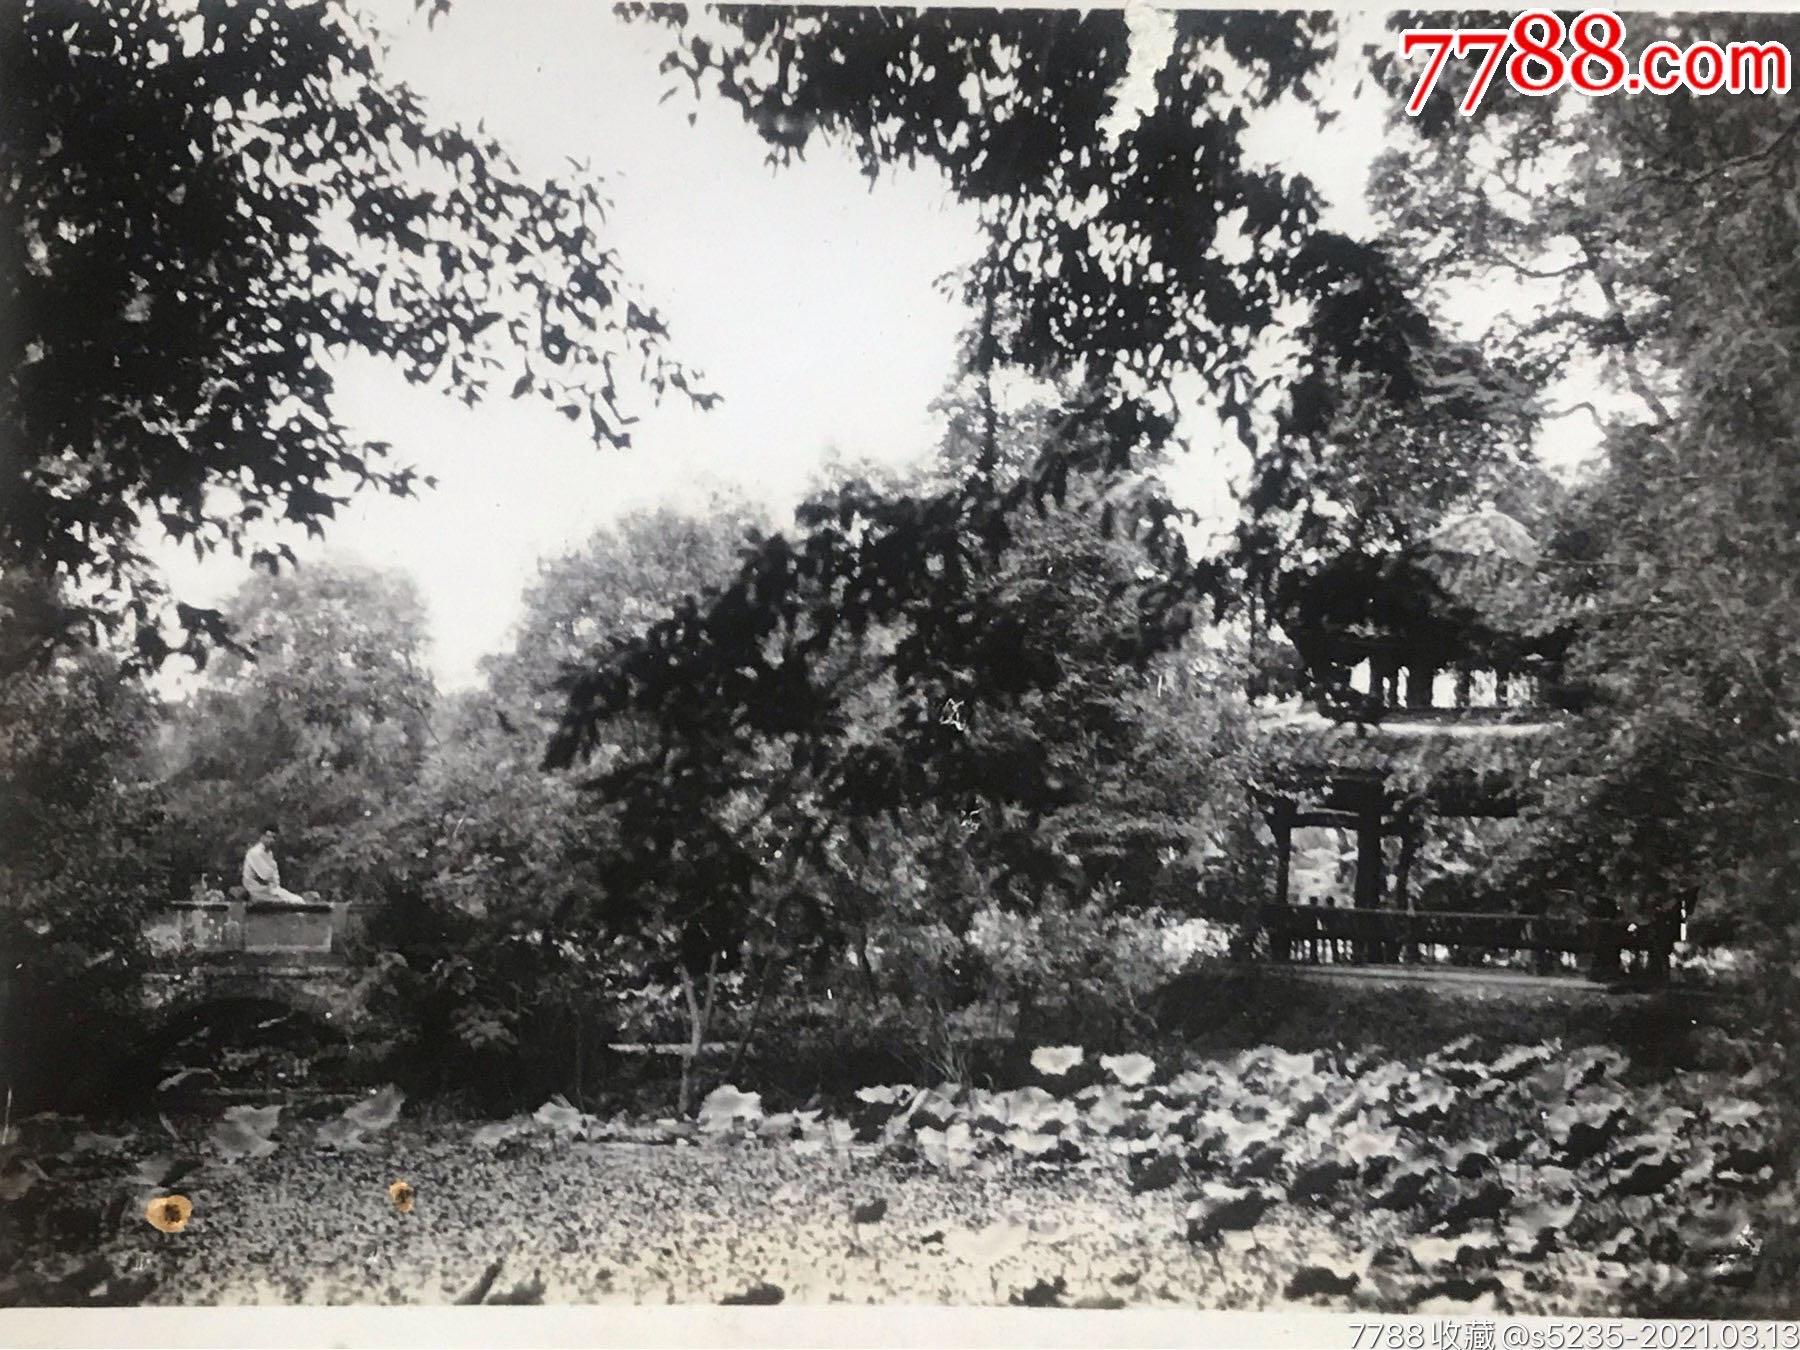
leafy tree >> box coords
[349,502,774,1111]
[1224,227,1553,715]
[159,560,436,892]
[546,10,1530,811]
[1361,13,1800,938]
[0,579,180,1108]
[834,480,1248,906]
[1,0,702,664]
[635,6,1338,421]
[1364,15,1800,1303]
[346,690,629,1107]
[482,497,771,730]
[1245,249,1539,557]
[545,357,1265,1086]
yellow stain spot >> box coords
[145,1194,193,1233]
[388,1179,416,1214]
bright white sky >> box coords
[152,4,1597,692]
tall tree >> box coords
[482,497,770,731]
[549,11,1515,788]
[634,6,1338,429]
[1366,15,1800,1302]
[160,559,436,891]
[1364,13,1800,933]
[352,499,778,1109]
[1,0,704,664]
[548,362,1260,1086]
[343,685,623,1108]
[0,574,179,1107]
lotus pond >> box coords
[0,1039,1784,1315]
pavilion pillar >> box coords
[1269,801,1295,962]
[1393,807,1421,964]
[1588,894,1624,980]
[1406,663,1437,710]
[1353,796,1386,963]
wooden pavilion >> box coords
[1249,510,1677,976]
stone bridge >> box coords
[141,897,384,1037]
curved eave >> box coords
[1251,700,1561,812]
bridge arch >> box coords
[144,982,347,1043]
[142,898,380,1025]
[141,984,357,1100]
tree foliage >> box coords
[345,503,771,1107]
[159,559,436,891]
[0,577,178,1107]
[1364,14,1800,934]
[1362,15,1800,1294]
[635,6,1334,410]
[483,497,771,728]
[1,0,702,663]
[548,9,1544,822]
[541,362,1264,1089]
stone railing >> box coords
[144,897,363,959]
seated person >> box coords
[242,826,309,906]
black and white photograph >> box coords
[2,0,1798,1340]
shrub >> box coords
[0,650,183,1112]
[968,900,1211,1044]
[812,897,1232,1081]
[355,882,628,1112]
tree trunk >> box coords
[675,952,720,1118]
[855,925,881,1004]
[726,941,783,1083]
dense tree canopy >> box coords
[535,11,1545,989]
[483,498,771,731]
[633,7,1336,417]
[1,0,702,663]
[159,559,436,889]
[542,360,1256,1040]
[1357,28,1800,1292]
[3,0,1790,1152]
[0,611,173,943]
[0,576,180,1105]
[1364,13,1800,935]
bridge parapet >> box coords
[145,898,366,961]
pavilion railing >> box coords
[1219,901,1682,980]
